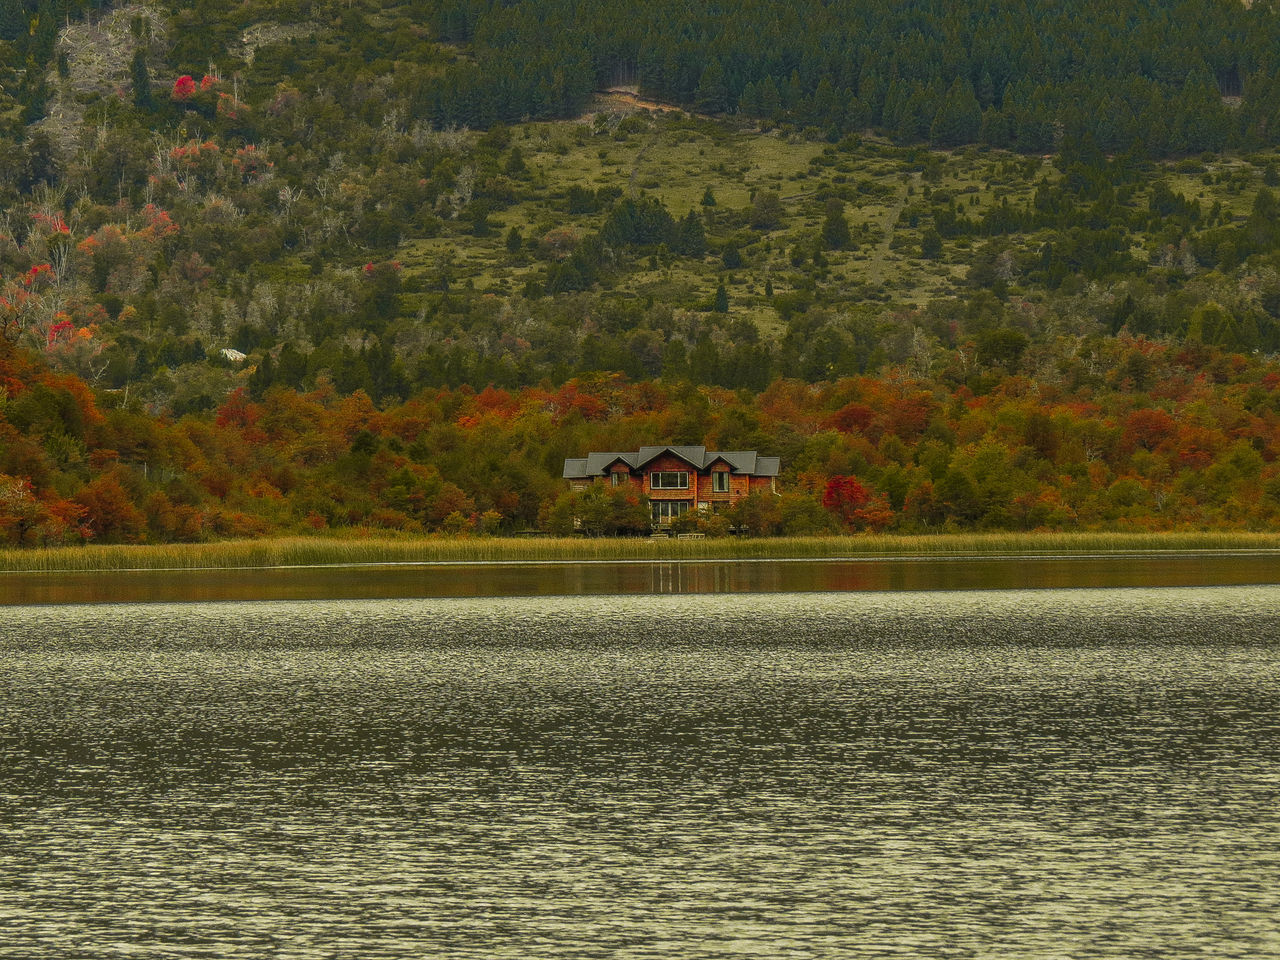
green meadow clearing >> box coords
[388,98,1276,337]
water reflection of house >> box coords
[563,445,780,525]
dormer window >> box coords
[652,471,689,489]
[712,471,730,493]
[611,472,624,486]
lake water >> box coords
[2,550,1278,605]
[1,571,1279,958]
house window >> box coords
[712,471,730,493]
[651,500,690,523]
[611,472,624,486]
[651,471,689,489]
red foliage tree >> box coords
[822,475,871,527]
[171,75,197,100]
[1122,408,1177,452]
[823,475,895,532]
[824,401,875,434]
[75,473,145,543]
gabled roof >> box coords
[712,451,757,474]
[564,446,780,478]
[584,452,636,474]
[635,445,706,469]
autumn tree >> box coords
[822,475,894,531]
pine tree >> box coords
[750,191,783,230]
[921,228,943,259]
[881,77,908,134]
[675,210,706,257]
[131,49,153,109]
[895,84,929,143]
[759,76,782,119]
[722,241,743,269]
[858,65,885,126]
[695,58,728,113]
[979,108,1014,149]
[0,0,26,43]
[929,78,981,147]
[977,70,995,109]
[784,70,803,111]
[811,76,836,127]
[821,198,851,250]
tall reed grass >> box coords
[1,531,1276,573]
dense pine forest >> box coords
[3,0,1280,543]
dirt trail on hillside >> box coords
[628,134,659,197]
[601,88,682,113]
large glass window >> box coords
[712,471,730,493]
[651,471,689,489]
[651,500,690,522]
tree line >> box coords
[5,334,1280,545]
[415,0,1280,156]
[7,1,1279,159]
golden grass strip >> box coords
[1,531,1277,573]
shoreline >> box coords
[2,531,1278,574]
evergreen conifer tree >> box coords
[722,241,743,269]
[131,50,153,109]
[821,198,851,250]
[0,0,26,43]
[676,209,706,257]
[695,58,728,113]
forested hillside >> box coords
[421,0,1280,156]
[2,0,1280,543]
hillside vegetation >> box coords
[2,0,1280,544]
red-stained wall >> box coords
[607,463,642,491]
[643,454,700,501]
[696,466,747,503]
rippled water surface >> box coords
[3,552,1278,604]
[3,588,1279,959]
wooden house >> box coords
[563,445,781,525]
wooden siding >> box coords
[696,468,747,502]
[643,453,699,501]
[570,451,780,517]
[608,464,640,490]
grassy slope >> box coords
[398,111,1018,314]
[2,531,1277,572]
[393,102,1278,334]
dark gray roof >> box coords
[636,445,705,467]
[564,446,780,479]
[708,450,758,474]
[584,452,637,473]
[754,456,781,477]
